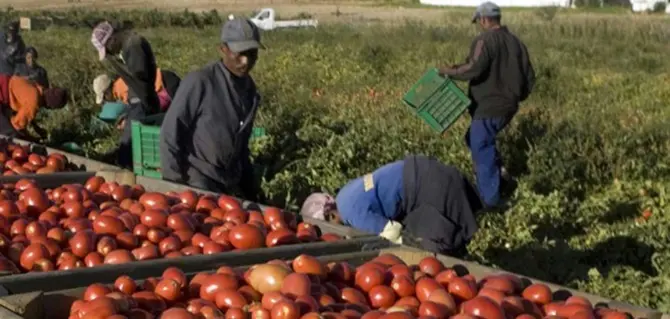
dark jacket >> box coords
[159,61,260,198]
[111,32,161,169]
[0,33,25,76]
[445,26,535,119]
[107,32,159,115]
[15,64,49,88]
[400,155,482,256]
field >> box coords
[2,1,670,312]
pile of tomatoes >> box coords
[0,176,342,274]
[69,254,632,319]
[0,141,72,175]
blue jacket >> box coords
[335,160,404,234]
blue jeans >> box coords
[465,116,512,207]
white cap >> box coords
[93,74,112,104]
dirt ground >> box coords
[0,0,456,24]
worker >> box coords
[91,20,160,168]
[0,22,26,76]
[15,47,49,88]
[0,74,69,138]
[160,17,263,200]
[437,2,535,209]
[300,155,482,257]
[93,69,181,112]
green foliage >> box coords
[15,9,670,311]
[653,1,667,12]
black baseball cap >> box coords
[472,1,502,23]
[220,17,265,53]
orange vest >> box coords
[8,76,43,131]
[112,68,164,104]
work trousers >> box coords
[465,115,513,207]
[0,105,19,136]
[117,102,146,169]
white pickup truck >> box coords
[249,8,318,31]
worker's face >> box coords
[478,17,496,30]
[324,209,342,225]
[25,52,34,67]
[104,88,114,102]
[220,44,258,77]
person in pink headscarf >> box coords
[90,20,159,168]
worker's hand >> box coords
[438,65,458,76]
[31,122,48,138]
[116,118,127,130]
[379,220,403,244]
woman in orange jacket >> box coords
[0,74,69,138]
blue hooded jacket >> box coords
[335,160,404,234]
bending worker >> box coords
[91,21,160,168]
[93,69,181,113]
[300,154,482,257]
[438,2,534,209]
[160,17,263,200]
[0,74,69,138]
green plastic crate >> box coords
[403,68,471,134]
[131,118,266,179]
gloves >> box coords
[379,220,403,244]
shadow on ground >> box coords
[482,235,657,286]
[500,109,550,179]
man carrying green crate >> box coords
[300,155,482,258]
[159,17,263,200]
[438,2,535,210]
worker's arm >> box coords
[520,43,535,102]
[9,78,40,131]
[439,37,491,81]
[38,67,49,88]
[121,36,159,113]
[121,37,155,89]
[10,38,26,64]
[159,72,202,183]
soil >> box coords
[0,0,457,24]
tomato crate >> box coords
[403,68,471,134]
[131,115,266,179]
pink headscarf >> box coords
[300,193,336,220]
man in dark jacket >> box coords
[91,21,160,168]
[300,155,482,257]
[438,2,535,209]
[159,17,262,200]
[0,22,26,76]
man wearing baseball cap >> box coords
[160,17,263,200]
[91,20,160,168]
[300,155,482,258]
[438,1,535,211]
